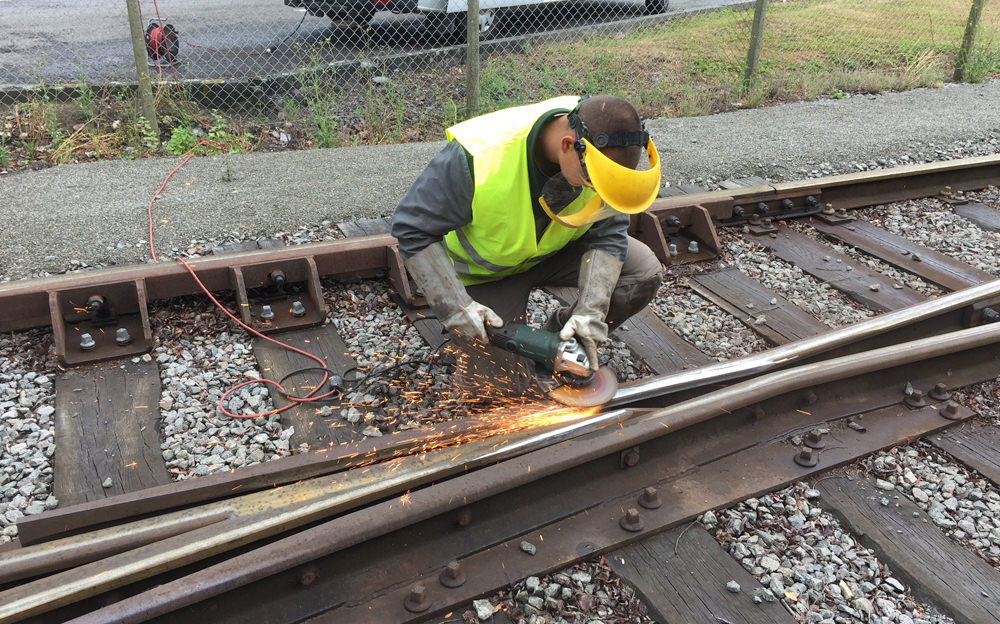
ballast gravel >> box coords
[704,482,956,624]
[0,331,56,543]
[862,443,1000,569]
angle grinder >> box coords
[484,323,618,407]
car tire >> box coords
[426,9,501,43]
[328,6,376,26]
[644,0,668,15]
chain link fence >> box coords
[1,0,998,166]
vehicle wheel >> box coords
[644,0,668,15]
[328,7,375,27]
[426,9,501,43]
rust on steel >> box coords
[2,155,999,337]
[16,404,558,546]
[51,323,1000,624]
[0,234,395,333]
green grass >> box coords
[2,0,998,166]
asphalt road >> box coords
[0,0,730,86]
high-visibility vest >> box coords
[444,96,596,285]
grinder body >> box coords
[484,323,591,380]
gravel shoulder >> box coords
[1,79,999,282]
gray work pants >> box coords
[466,236,664,328]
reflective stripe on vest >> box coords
[444,97,595,285]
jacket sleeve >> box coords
[390,141,474,260]
[576,211,630,262]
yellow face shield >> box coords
[540,136,661,229]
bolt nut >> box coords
[929,383,951,401]
[439,561,466,588]
[79,333,96,351]
[905,389,928,408]
[823,203,835,215]
[621,447,640,468]
[638,486,662,510]
[115,327,132,346]
[794,447,819,467]
[687,240,700,254]
[668,243,678,257]
[619,507,644,532]
[291,300,307,317]
[403,584,430,613]
[804,429,825,449]
[260,304,275,321]
[940,401,962,420]
[456,507,472,527]
[299,566,319,586]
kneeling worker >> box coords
[391,95,664,397]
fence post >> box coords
[466,0,481,118]
[125,0,159,137]
[954,0,987,81]
[743,0,769,89]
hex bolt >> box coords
[456,506,472,527]
[268,269,287,289]
[756,202,769,216]
[79,333,96,351]
[638,486,662,510]
[291,300,307,317]
[439,561,467,588]
[941,401,962,420]
[619,507,644,532]
[805,195,819,208]
[804,429,826,449]
[621,447,640,468]
[299,566,319,586]
[260,305,275,321]
[929,382,951,401]
[403,584,431,613]
[687,240,699,254]
[781,198,795,211]
[667,216,682,228]
[668,243,678,258]
[983,307,1000,323]
[114,327,132,346]
[732,205,745,217]
[905,389,928,408]
[794,447,819,467]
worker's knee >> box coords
[607,240,663,327]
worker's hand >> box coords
[403,243,503,343]
[559,314,606,372]
[442,302,503,343]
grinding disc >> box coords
[547,366,619,407]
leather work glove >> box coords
[558,248,623,371]
[403,243,502,342]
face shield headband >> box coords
[539,98,661,228]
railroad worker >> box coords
[391,95,664,391]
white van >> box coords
[285,0,668,40]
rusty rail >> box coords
[20,320,1000,624]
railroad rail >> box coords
[1,155,1000,623]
